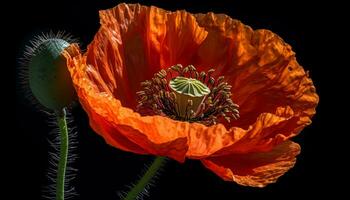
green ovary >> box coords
[169,77,210,119]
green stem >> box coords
[55,108,69,200]
[123,156,166,200]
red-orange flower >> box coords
[65,3,319,187]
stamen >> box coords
[136,64,240,126]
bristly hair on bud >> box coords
[20,31,78,66]
[18,31,79,111]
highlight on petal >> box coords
[201,141,301,187]
[193,13,256,73]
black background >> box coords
[12,0,332,199]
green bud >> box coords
[29,39,75,110]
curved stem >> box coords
[123,156,166,200]
[55,108,68,200]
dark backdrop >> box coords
[13,0,328,199]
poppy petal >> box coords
[87,3,207,109]
[66,46,191,161]
[228,32,318,130]
[193,12,318,134]
[187,106,303,158]
[67,45,309,160]
[193,13,256,74]
[201,140,300,187]
[66,5,318,163]
[63,45,146,154]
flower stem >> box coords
[55,108,69,200]
[123,156,166,200]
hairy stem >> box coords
[123,156,166,200]
[55,108,68,200]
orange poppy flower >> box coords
[65,3,319,187]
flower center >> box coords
[136,64,239,126]
[169,76,210,119]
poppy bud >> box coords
[28,37,76,110]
